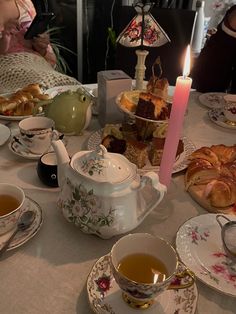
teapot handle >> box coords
[137,172,167,223]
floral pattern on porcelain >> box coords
[0,207,23,235]
[57,178,116,236]
[187,226,210,245]
[87,255,198,314]
[81,157,104,176]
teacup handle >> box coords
[52,129,60,141]
[168,267,195,290]
[216,214,230,229]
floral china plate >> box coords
[87,254,198,314]
[199,92,226,109]
[87,129,196,175]
[208,108,236,130]
[176,213,236,297]
[0,196,43,251]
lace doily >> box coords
[0,52,79,93]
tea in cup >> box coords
[19,116,59,155]
[223,94,236,126]
[110,233,194,309]
[0,183,25,235]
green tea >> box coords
[117,253,168,284]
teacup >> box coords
[19,116,59,155]
[223,94,236,126]
[37,152,58,187]
[110,233,195,309]
[0,183,25,235]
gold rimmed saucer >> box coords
[87,254,198,314]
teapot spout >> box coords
[52,139,70,188]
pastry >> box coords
[185,144,236,211]
[0,83,49,116]
[204,177,236,207]
[124,139,148,169]
[120,90,140,112]
[149,138,184,166]
[101,135,126,154]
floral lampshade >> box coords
[117,1,170,48]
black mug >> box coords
[37,152,58,187]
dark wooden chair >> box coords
[114,6,197,85]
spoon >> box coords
[216,214,236,262]
[0,210,35,257]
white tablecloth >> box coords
[0,90,235,314]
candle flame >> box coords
[183,45,191,77]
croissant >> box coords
[186,144,236,210]
[185,159,219,190]
[188,147,221,168]
[210,144,236,164]
[204,177,236,207]
[220,161,236,179]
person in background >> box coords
[0,0,79,93]
[191,5,236,93]
[0,0,56,66]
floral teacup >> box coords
[223,94,236,126]
[110,233,195,309]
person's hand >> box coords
[32,33,50,56]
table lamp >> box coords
[116,0,170,90]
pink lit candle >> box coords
[159,46,192,187]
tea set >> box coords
[1,85,235,313]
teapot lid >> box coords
[71,145,136,183]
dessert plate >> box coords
[116,92,170,123]
[87,129,195,175]
[176,213,236,297]
[0,123,11,146]
[199,92,226,109]
[208,108,236,129]
[87,254,198,314]
[0,196,43,251]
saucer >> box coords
[87,254,198,314]
[208,108,236,130]
[176,213,236,297]
[9,134,67,160]
[9,135,43,160]
[199,92,226,109]
[0,196,43,251]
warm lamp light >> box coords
[116,1,170,90]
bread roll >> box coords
[204,177,236,207]
[188,147,221,167]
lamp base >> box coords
[135,49,149,90]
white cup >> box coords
[19,116,59,155]
[0,183,25,235]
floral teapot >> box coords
[52,140,167,239]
